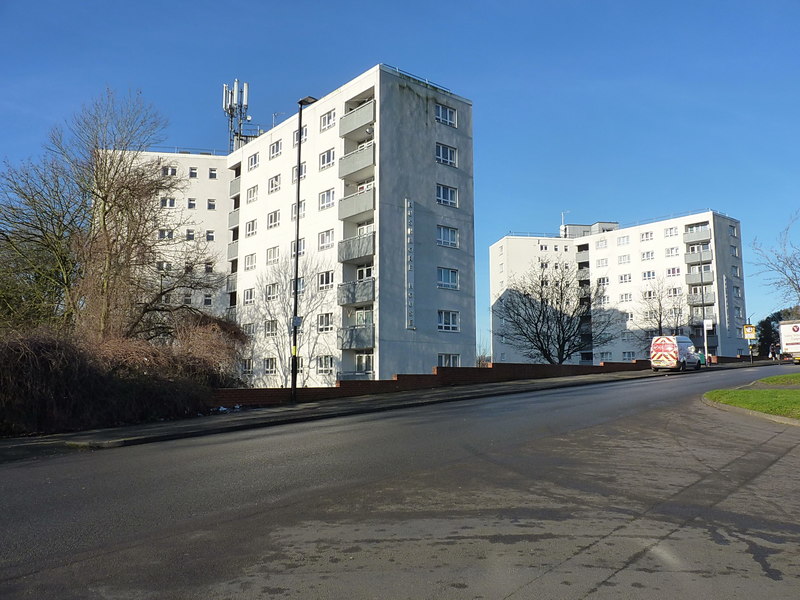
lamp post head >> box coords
[298,96,318,107]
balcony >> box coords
[686,271,714,286]
[339,100,375,139]
[683,229,711,244]
[576,250,590,262]
[337,278,375,306]
[225,307,236,322]
[337,370,374,381]
[687,292,716,305]
[228,208,240,229]
[338,324,375,350]
[339,142,375,181]
[229,176,241,197]
[226,273,237,293]
[339,188,375,221]
[577,268,591,281]
[684,250,712,264]
[227,240,238,260]
[338,232,375,263]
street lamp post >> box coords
[291,96,317,404]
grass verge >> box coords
[705,389,800,420]
[758,373,800,386]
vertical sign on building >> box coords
[405,198,415,329]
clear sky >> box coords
[2,0,798,347]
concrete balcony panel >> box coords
[229,176,241,197]
[338,188,375,221]
[576,250,590,262]
[686,271,714,286]
[687,292,716,305]
[577,268,591,281]
[227,240,239,260]
[339,143,375,181]
[683,229,711,244]
[339,100,375,139]
[684,250,713,264]
[337,371,374,381]
[338,232,375,263]
[226,273,237,293]
[337,278,375,306]
[338,324,375,350]
[228,209,240,229]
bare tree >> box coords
[493,259,617,364]
[753,215,800,308]
[629,277,691,350]
[239,255,337,387]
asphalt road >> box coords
[2,365,799,599]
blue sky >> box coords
[2,0,798,345]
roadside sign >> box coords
[703,319,714,331]
[743,324,757,340]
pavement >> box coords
[0,359,781,461]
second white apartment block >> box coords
[490,210,747,364]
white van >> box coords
[650,336,701,372]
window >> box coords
[265,283,278,300]
[730,245,739,257]
[160,197,175,208]
[667,287,682,297]
[203,294,213,307]
[643,290,656,300]
[596,258,608,268]
[435,103,457,127]
[268,175,281,194]
[355,352,373,373]
[245,219,257,237]
[187,198,196,209]
[619,292,632,302]
[158,229,173,240]
[622,351,635,361]
[597,276,609,286]
[729,224,738,237]
[263,357,277,374]
[182,292,192,305]
[207,199,216,210]
[437,310,460,332]
[690,264,711,273]
[618,254,630,264]
[664,226,678,237]
[244,253,256,271]
[291,200,306,220]
[598,295,610,306]
[319,189,335,210]
[186,229,195,241]
[291,238,306,257]
[247,152,259,171]
[357,220,374,236]
[688,242,710,253]
[319,148,335,170]
[598,352,612,361]
[318,229,334,250]
[621,331,633,342]
[438,353,460,367]
[206,230,215,241]
[188,166,197,178]
[435,143,457,166]
[292,162,306,182]
[242,322,256,336]
[640,231,653,242]
[666,247,679,257]
[437,267,459,289]
[436,225,459,248]
[595,239,607,249]
[686,222,709,233]
[354,306,373,326]
[317,355,335,374]
[642,270,656,280]
[732,264,741,277]
[156,261,172,272]
[246,185,258,204]
[266,246,279,264]
[269,140,282,159]
[436,184,458,207]
[624,312,634,322]
[539,245,548,251]
[666,267,680,277]
[619,273,631,283]
[243,288,255,305]
[291,277,305,296]
[162,165,177,176]
[733,285,741,298]
[204,262,213,274]
[641,250,654,261]
[267,210,280,229]
[208,168,217,179]
[317,313,334,332]
[356,264,373,280]
[318,271,334,290]
[617,235,630,246]
[320,109,335,131]
[293,125,307,146]
[240,359,253,375]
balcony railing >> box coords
[684,250,712,264]
[577,268,591,281]
[339,188,375,221]
[683,229,711,244]
[228,208,240,229]
[227,240,238,260]
[338,324,375,350]
[337,370,374,381]
[339,142,375,180]
[686,271,714,285]
[339,100,375,138]
[575,250,590,262]
[687,292,715,305]
[338,232,375,263]
[226,273,237,293]
[337,278,375,306]
[229,176,241,197]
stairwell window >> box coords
[435,143,457,167]
[437,310,460,332]
[437,267,459,289]
[436,184,458,207]
[435,104,457,127]
[436,225,459,248]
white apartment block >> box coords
[150,65,475,386]
[490,210,747,364]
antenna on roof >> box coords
[560,210,570,238]
[222,79,255,151]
